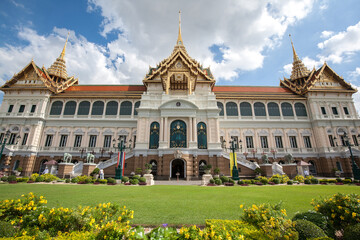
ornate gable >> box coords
[143,12,215,94]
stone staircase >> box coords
[222,151,259,170]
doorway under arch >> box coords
[309,160,317,175]
[170,159,186,179]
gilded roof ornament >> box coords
[47,32,70,80]
[289,34,310,80]
[177,10,183,46]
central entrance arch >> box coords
[170,159,186,179]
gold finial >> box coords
[60,32,70,60]
[177,10,183,45]
[289,34,298,61]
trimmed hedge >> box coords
[294,219,327,240]
[343,223,360,240]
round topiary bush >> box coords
[272,178,280,184]
[237,180,244,185]
[107,178,116,184]
[229,178,235,184]
[71,177,79,183]
[130,179,139,185]
[215,179,222,185]
[122,176,129,183]
[1,176,8,182]
[294,219,327,240]
[311,178,319,184]
[220,176,229,183]
[260,178,269,185]
[35,175,45,182]
[7,175,17,182]
[287,180,293,185]
[65,178,70,183]
[292,211,329,233]
[304,179,311,184]
[132,175,140,180]
[343,223,360,240]
[139,177,146,183]
[210,179,215,184]
[0,221,15,237]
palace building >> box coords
[1,17,360,180]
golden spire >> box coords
[289,34,310,80]
[60,32,69,60]
[47,33,69,81]
[177,10,183,46]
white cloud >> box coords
[317,21,360,64]
[1,0,316,85]
[320,30,333,38]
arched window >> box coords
[267,102,280,116]
[13,160,20,171]
[149,122,160,149]
[39,159,47,174]
[105,101,118,115]
[134,101,140,116]
[49,101,63,115]
[199,160,207,176]
[120,101,132,115]
[295,103,307,117]
[226,102,238,116]
[91,101,104,115]
[63,101,76,115]
[240,102,252,116]
[197,122,207,149]
[77,101,90,115]
[281,103,294,116]
[170,120,187,148]
[150,160,157,176]
[254,102,266,116]
[217,102,224,116]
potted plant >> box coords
[213,167,220,178]
[204,164,212,174]
[135,168,143,176]
[145,163,152,174]
[14,167,22,176]
[254,167,263,177]
[91,168,100,179]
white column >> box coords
[160,117,164,142]
[164,117,168,142]
[189,117,193,142]
[193,117,197,142]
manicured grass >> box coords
[0,183,359,225]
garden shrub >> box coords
[241,202,298,239]
[272,178,280,184]
[215,179,222,185]
[292,211,329,233]
[35,176,45,182]
[107,178,116,184]
[42,173,58,182]
[311,178,319,184]
[293,175,304,183]
[99,179,107,184]
[243,180,252,184]
[0,220,16,237]
[328,179,336,184]
[320,179,328,183]
[294,219,327,240]
[343,179,352,184]
[178,225,205,240]
[336,178,342,183]
[139,177,146,183]
[132,175,140,180]
[287,180,293,185]
[17,177,29,183]
[269,174,289,183]
[130,179,139,185]
[65,179,70,183]
[30,173,39,182]
[122,176,129,183]
[343,223,360,240]
[220,176,229,183]
[304,179,311,184]
[147,225,178,240]
[90,167,100,176]
[213,176,219,180]
[312,193,360,232]
[95,221,132,240]
[260,177,269,185]
[228,178,235,184]
[7,175,17,182]
[210,179,215,184]
[1,176,8,182]
[71,177,79,183]
[205,219,268,239]
[237,180,244,185]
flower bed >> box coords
[139,182,147,185]
[224,182,234,186]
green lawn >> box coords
[0,183,359,225]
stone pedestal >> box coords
[58,163,74,178]
[82,163,97,176]
[201,174,212,185]
[259,164,273,177]
[3,155,13,176]
[144,174,154,185]
[282,164,297,178]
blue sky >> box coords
[1,0,360,93]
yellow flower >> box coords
[338,206,342,210]
[353,212,357,218]
[331,214,335,218]
[240,204,243,208]
[185,233,190,239]
[340,216,345,220]
[11,220,15,225]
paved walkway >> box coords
[154,180,202,185]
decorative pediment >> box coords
[159,99,198,110]
[118,129,129,136]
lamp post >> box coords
[100,148,106,158]
[113,136,132,180]
[0,130,21,170]
[223,137,240,180]
[342,133,360,180]
[79,148,86,159]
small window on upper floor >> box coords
[321,107,326,115]
[18,105,25,113]
[30,105,36,113]
[331,107,338,115]
[8,105,14,113]
[343,107,349,115]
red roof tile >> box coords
[66,85,146,92]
